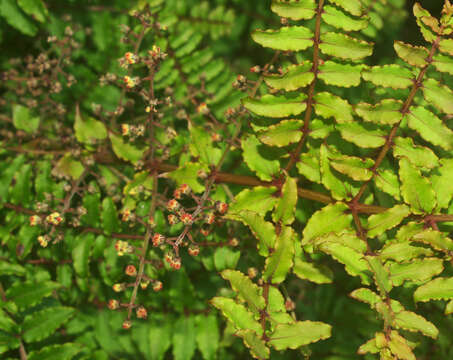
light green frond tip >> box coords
[252,26,313,51]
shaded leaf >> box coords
[172,316,196,360]
[101,197,120,235]
[242,135,280,181]
[12,104,39,133]
[195,314,219,360]
[23,307,75,343]
[28,343,81,360]
[293,258,333,284]
[6,281,61,309]
[0,0,37,36]
[110,133,144,164]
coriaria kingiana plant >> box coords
[1,0,453,359]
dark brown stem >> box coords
[285,0,324,173]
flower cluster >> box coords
[46,212,63,225]
[115,240,133,256]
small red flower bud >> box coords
[108,299,120,310]
[140,280,150,289]
[171,258,181,270]
[215,202,228,214]
[211,133,221,142]
[180,212,193,225]
[125,265,137,277]
[164,252,174,264]
[153,281,163,292]
[29,215,41,226]
[167,199,180,212]
[188,244,200,257]
[113,283,126,292]
[168,214,179,225]
[173,189,182,199]
[136,306,148,319]
[248,267,258,279]
[152,233,165,247]
[205,212,215,225]
[179,184,191,195]
[250,65,261,73]
[197,102,209,115]
[122,320,132,330]
[121,209,131,222]
[285,299,296,312]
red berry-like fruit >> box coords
[205,212,215,224]
[125,265,137,277]
[180,212,193,225]
[171,257,181,270]
[122,320,132,330]
[168,214,179,225]
[188,244,200,257]
[136,306,148,319]
[108,299,120,310]
[152,233,165,247]
[215,202,228,214]
[167,199,180,212]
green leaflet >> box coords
[414,3,438,43]
[355,99,403,125]
[431,159,453,209]
[313,92,353,123]
[358,338,379,355]
[432,53,453,75]
[422,78,453,116]
[189,125,222,166]
[322,5,368,32]
[72,233,95,278]
[337,122,386,148]
[252,26,314,51]
[302,203,352,246]
[367,204,411,238]
[293,258,333,284]
[270,0,316,20]
[414,277,453,302]
[23,307,75,343]
[410,229,453,252]
[273,176,297,225]
[387,258,444,286]
[319,242,370,283]
[362,64,413,89]
[327,0,363,16]
[195,314,219,360]
[17,0,48,23]
[393,311,439,339]
[214,247,240,271]
[315,231,367,253]
[101,197,120,235]
[394,41,428,67]
[445,300,453,315]
[236,329,270,360]
[375,168,401,200]
[379,242,433,263]
[74,112,107,145]
[439,38,453,56]
[258,120,303,147]
[388,331,416,360]
[366,256,392,294]
[54,154,84,180]
[28,343,82,360]
[110,133,144,164]
[264,63,314,91]
[268,321,332,350]
[310,118,334,139]
[242,94,307,118]
[242,135,280,181]
[229,210,276,256]
[297,149,321,183]
[349,288,381,308]
[12,104,40,133]
[172,316,196,360]
[320,144,349,200]
[221,270,266,312]
[263,226,295,284]
[319,32,373,60]
[393,137,439,169]
[318,61,363,87]
[399,158,436,214]
[210,297,262,335]
[6,281,61,309]
[0,0,37,36]
[226,186,277,217]
[329,154,374,181]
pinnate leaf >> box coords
[6,281,61,309]
[28,343,81,360]
[268,321,332,350]
[172,316,196,360]
[195,314,219,360]
[252,26,313,51]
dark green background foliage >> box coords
[1,0,453,359]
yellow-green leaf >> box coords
[319,32,373,60]
[264,63,314,91]
[362,64,413,89]
[394,41,428,67]
[252,26,313,51]
[367,204,411,238]
[268,321,332,350]
[242,94,307,118]
[270,0,316,20]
